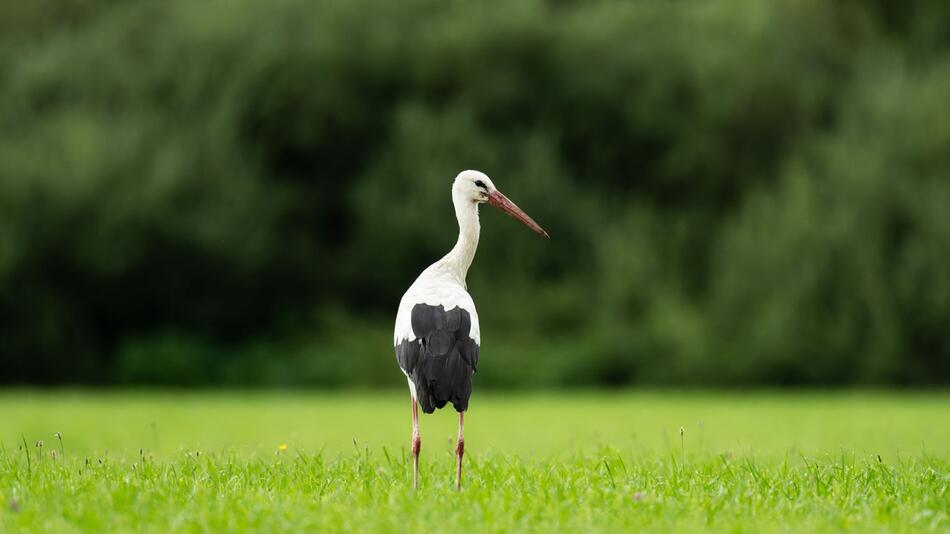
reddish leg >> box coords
[455,411,465,491]
[411,397,421,489]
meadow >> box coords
[1,391,948,532]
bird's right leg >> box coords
[455,411,465,491]
[411,396,421,490]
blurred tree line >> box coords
[1,0,948,387]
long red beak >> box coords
[487,190,549,238]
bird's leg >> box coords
[455,411,465,491]
[411,396,421,490]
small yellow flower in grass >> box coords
[278,444,289,453]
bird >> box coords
[394,170,549,490]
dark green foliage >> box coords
[1,0,948,386]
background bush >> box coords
[1,0,948,387]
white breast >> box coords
[394,268,481,346]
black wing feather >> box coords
[395,303,479,413]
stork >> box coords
[394,170,548,490]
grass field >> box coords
[1,391,948,532]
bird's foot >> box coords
[455,438,464,491]
[411,433,421,490]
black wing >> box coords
[395,303,479,413]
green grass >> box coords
[1,391,948,532]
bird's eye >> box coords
[474,180,486,189]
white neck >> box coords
[436,192,480,286]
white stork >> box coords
[394,170,548,490]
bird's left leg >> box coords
[455,411,465,491]
[411,396,421,490]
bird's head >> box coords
[453,170,549,238]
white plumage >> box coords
[393,267,481,347]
